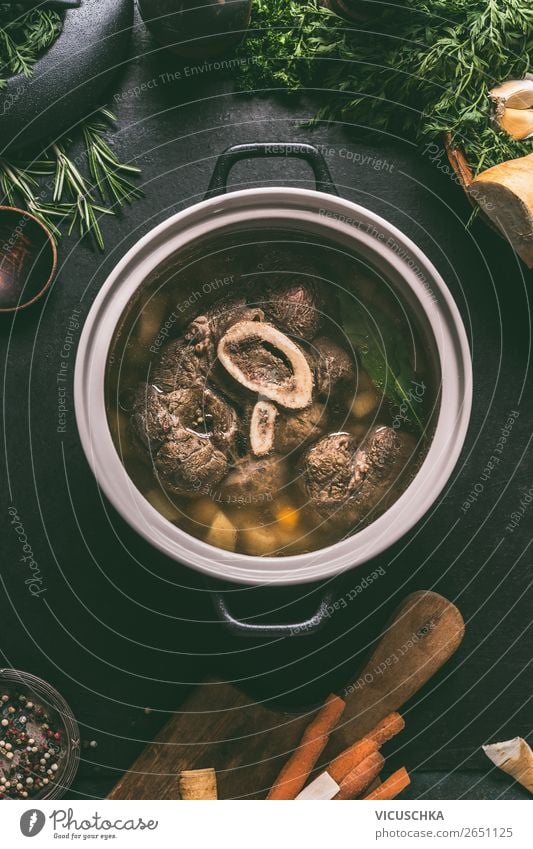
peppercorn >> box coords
[0,688,65,799]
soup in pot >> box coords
[106,228,439,556]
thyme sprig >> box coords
[236,0,533,173]
[0,109,142,249]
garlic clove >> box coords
[495,107,533,140]
[489,78,533,110]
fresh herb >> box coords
[0,109,142,249]
[0,3,62,87]
[238,0,316,92]
[338,289,425,434]
[236,0,532,173]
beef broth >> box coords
[106,229,439,556]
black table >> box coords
[1,12,531,800]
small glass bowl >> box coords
[0,669,80,800]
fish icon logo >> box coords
[20,809,46,837]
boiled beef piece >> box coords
[299,425,416,528]
[249,248,327,340]
[218,455,288,507]
[155,427,228,497]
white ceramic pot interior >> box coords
[75,188,472,585]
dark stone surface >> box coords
[403,772,529,801]
[0,0,133,151]
[0,11,532,800]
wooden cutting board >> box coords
[109,590,464,799]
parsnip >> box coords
[144,488,181,522]
[351,388,380,419]
[188,497,219,527]
[483,737,533,794]
[205,510,237,552]
[468,153,533,268]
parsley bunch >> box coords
[237,0,533,172]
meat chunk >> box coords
[253,249,326,340]
[275,401,330,454]
[165,386,238,455]
[301,432,357,507]
[155,427,228,497]
[299,426,416,527]
[130,378,239,496]
[152,338,208,392]
[218,455,288,507]
[311,337,356,399]
[130,383,175,451]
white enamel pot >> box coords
[75,143,472,636]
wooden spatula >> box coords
[108,590,464,800]
[328,589,465,752]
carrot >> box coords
[362,767,410,800]
[329,737,379,784]
[365,776,382,794]
[334,750,384,800]
[328,712,404,784]
[267,694,346,800]
[275,504,300,529]
[367,712,405,746]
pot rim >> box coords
[75,187,472,586]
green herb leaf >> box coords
[0,5,62,86]
[0,109,142,249]
[338,289,426,434]
[236,0,533,174]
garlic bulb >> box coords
[489,78,533,140]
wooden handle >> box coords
[330,590,464,752]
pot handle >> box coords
[205,142,339,199]
[210,585,336,639]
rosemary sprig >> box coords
[83,108,143,207]
[0,5,62,87]
[0,109,142,249]
[0,11,141,248]
[49,140,109,249]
